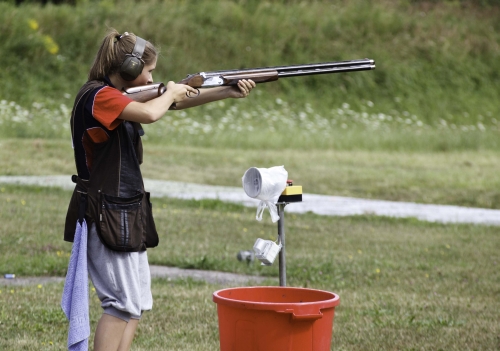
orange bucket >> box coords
[213,286,340,351]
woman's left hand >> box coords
[229,79,256,98]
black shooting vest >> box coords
[64,80,159,252]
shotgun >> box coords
[122,58,375,102]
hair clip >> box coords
[115,32,130,42]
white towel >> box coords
[61,219,90,351]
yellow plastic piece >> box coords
[281,185,303,195]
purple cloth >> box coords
[61,220,90,351]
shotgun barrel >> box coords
[178,58,375,88]
[207,58,374,75]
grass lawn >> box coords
[0,184,499,350]
[2,138,500,209]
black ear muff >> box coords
[119,36,147,81]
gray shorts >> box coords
[87,222,153,322]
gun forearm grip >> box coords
[221,71,279,85]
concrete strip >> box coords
[0,276,65,287]
[0,266,269,287]
[149,265,269,286]
[1,175,500,225]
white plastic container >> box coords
[242,166,288,222]
[253,238,282,265]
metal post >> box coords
[277,203,286,287]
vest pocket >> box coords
[143,192,159,248]
[98,192,144,252]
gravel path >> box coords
[1,266,269,287]
[1,174,499,287]
[1,175,500,226]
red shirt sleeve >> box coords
[93,86,133,130]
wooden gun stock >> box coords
[122,83,166,102]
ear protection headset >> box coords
[118,33,147,81]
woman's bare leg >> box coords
[93,314,127,351]
[117,318,140,351]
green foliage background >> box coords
[1,0,500,127]
[1,3,500,349]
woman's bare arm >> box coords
[119,79,255,123]
[119,81,198,124]
[174,79,256,109]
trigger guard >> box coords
[186,88,200,98]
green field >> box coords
[2,139,500,209]
[1,0,500,350]
[1,184,499,350]
[1,0,500,150]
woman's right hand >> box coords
[166,81,199,103]
[120,81,200,124]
